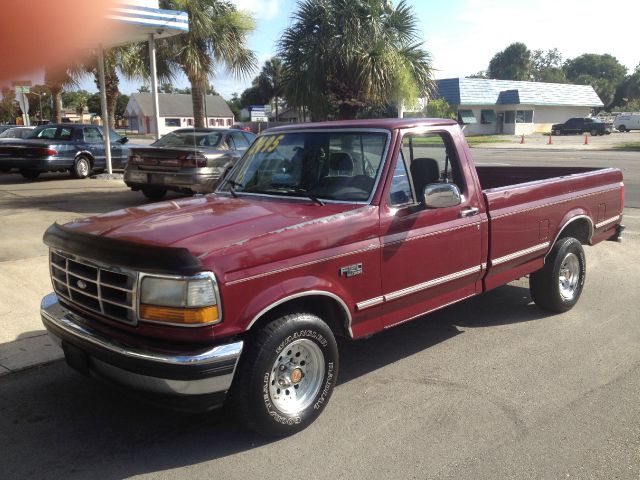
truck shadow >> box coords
[1,283,548,479]
[337,282,546,384]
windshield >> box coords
[152,130,223,149]
[220,131,388,202]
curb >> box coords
[0,333,63,376]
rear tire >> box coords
[71,155,92,179]
[530,237,586,313]
[20,170,40,180]
[231,312,339,437]
[141,187,167,201]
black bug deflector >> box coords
[43,222,203,276]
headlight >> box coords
[139,274,220,326]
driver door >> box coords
[379,130,484,328]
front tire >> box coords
[232,312,339,436]
[590,128,598,136]
[618,125,626,133]
[530,237,586,313]
[71,155,92,179]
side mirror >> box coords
[120,136,129,144]
[423,183,461,208]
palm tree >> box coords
[257,57,284,121]
[159,0,257,127]
[44,65,77,123]
[278,0,435,120]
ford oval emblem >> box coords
[76,280,87,290]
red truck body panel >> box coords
[55,119,623,344]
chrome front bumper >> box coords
[41,293,243,398]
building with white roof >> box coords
[434,78,604,135]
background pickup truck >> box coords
[41,118,624,436]
[551,117,613,136]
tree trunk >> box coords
[338,103,359,120]
[189,76,206,128]
[105,62,119,129]
[51,87,63,123]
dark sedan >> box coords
[0,126,35,142]
[0,123,132,179]
[124,128,256,200]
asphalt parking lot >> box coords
[0,149,639,478]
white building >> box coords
[125,93,235,136]
[433,78,604,135]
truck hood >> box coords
[63,195,368,260]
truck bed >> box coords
[477,165,624,291]
[476,166,604,191]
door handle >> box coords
[460,207,479,218]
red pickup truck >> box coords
[41,118,624,436]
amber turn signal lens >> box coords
[140,305,219,325]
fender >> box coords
[545,210,594,260]
[240,275,354,337]
[74,150,96,164]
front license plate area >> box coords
[129,171,147,183]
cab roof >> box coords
[265,117,457,134]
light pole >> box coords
[29,91,47,124]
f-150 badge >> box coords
[340,263,363,278]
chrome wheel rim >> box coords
[558,252,580,301]
[268,339,325,414]
[78,159,89,176]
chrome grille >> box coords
[49,250,137,325]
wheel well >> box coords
[75,153,94,167]
[557,217,592,245]
[248,295,351,338]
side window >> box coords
[231,132,250,150]
[388,151,413,206]
[36,127,57,139]
[83,127,102,143]
[59,128,73,140]
[401,132,466,198]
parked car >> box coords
[0,123,132,179]
[0,125,18,135]
[0,126,35,141]
[613,113,640,132]
[230,123,252,132]
[0,127,36,172]
[551,117,612,136]
[124,127,256,200]
[41,118,624,436]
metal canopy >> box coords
[96,2,188,174]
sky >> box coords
[82,0,640,99]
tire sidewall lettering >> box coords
[262,327,333,426]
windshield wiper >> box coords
[294,188,325,206]
[226,179,243,198]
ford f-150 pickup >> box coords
[40,118,624,436]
